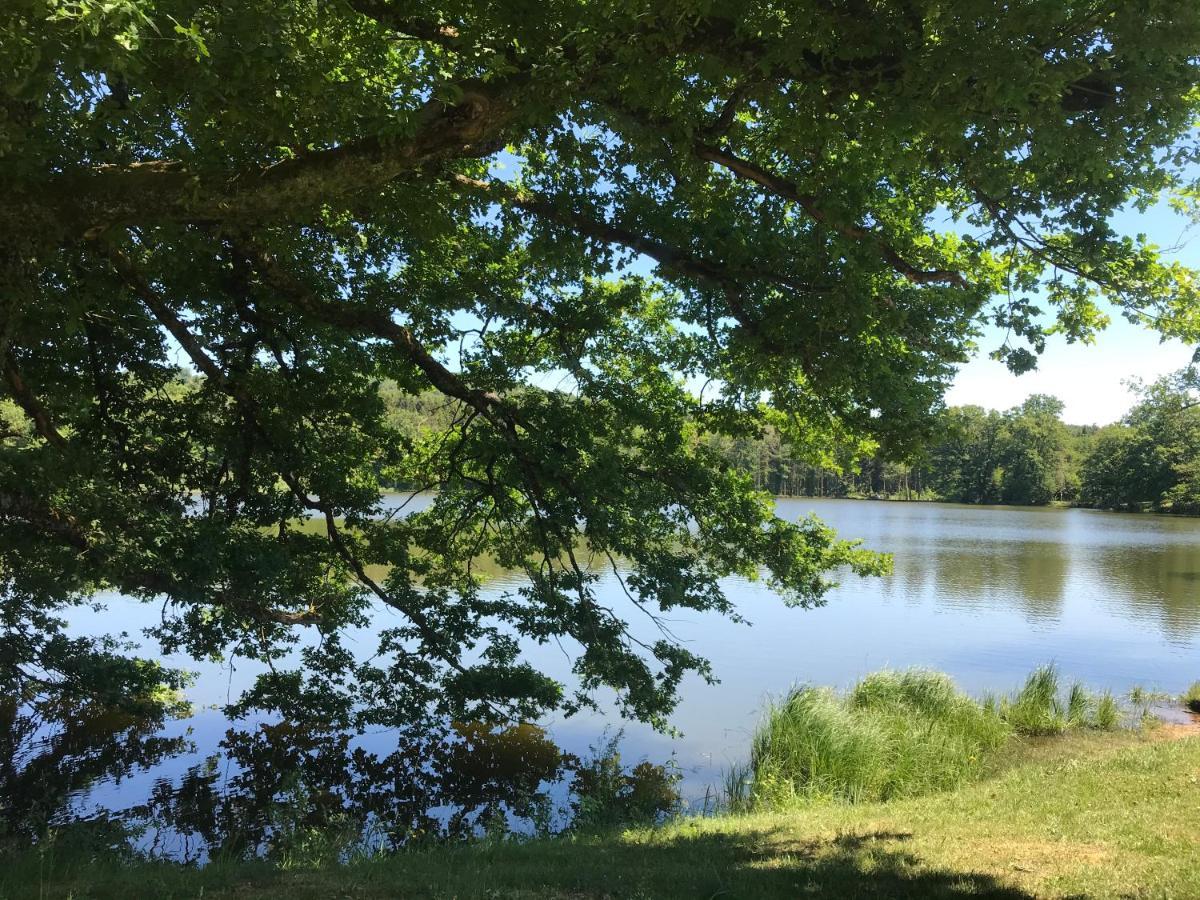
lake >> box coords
[63,497,1200,821]
[542,497,1200,798]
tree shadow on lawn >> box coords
[7,825,1040,899]
[465,826,1037,899]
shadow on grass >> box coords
[661,828,1028,899]
[395,825,1038,899]
[7,825,1038,899]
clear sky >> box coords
[945,199,1198,427]
[946,316,1195,427]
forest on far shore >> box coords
[381,368,1200,515]
[709,369,1200,513]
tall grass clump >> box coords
[1093,690,1120,730]
[1184,682,1200,714]
[746,666,1129,810]
[997,666,1121,733]
[749,670,1009,807]
[1066,681,1090,727]
[719,761,754,814]
[1000,664,1068,735]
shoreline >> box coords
[8,724,1198,899]
[766,492,1200,517]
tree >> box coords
[998,395,1070,507]
[1080,369,1200,512]
[1078,424,1151,511]
[2,1,1199,730]
[926,406,1005,504]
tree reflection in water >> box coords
[142,719,575,861]
[0,690,190,851]
[2,698,676,862]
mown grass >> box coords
[5,730,1197,899]
[746,666,1119,809]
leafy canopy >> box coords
[2,0,1198,729]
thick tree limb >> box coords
[233,238,516,431]
[447,172,856,355]
[0,490,87,552]
[95,242,504,691]
[446,172,808,349]
[3,355,67,448]
[345,1,462,49]
[593,93,968,288]
[0,486,322,626]
[42,80,524,237]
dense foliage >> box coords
[1078,370,1200,513]
[3,1,1200,731]
[745,666,1119,809]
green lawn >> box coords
[6,730,1199,899]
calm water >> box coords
[546,498,1200,796]
[65,497,1200,813]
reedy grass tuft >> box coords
[719,761,754,814]
[1066,681,1089,728]
[996,666,1122,733]
[1183,681,1200,714]
[749,669,1009,808]
[1000,664,1067,735]
[1092,690,1120,730]
[748,666,1130,811]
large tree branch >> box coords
[95,242,506,691]
[228,237,686,676]
[3,355,67,448]
[344,1,462,49]
[45,80,524,237]
[231,238,599,566]
[0,486,320,626]
[232,238,516,431]
[592,93,968,288]
[446,172,810,350]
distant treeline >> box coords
[382,369,1200,515]
[701,370,1200,514]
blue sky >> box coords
[945,199,1198,426]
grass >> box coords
[749,670,1010,806]
[996,665,1070,735]
[1184,681,1200,714]
[747,666,1118,809]
[4,729,1197,899]
[1094,689,1121,729]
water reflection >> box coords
[29,498,1200,852]
[1092,542,1200,642]
[2,699,682,862]
[0,691,189,845]
[2,705,574,859]
[773,500,1200,641]
[140,720,573,860]
[886,539,1070,624]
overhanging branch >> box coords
[446,172,811,350]
[94,240,507,694]
[693,143,968,288]
[345,1,462,49]
[3,355,67,449]
[44,79,525,237]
